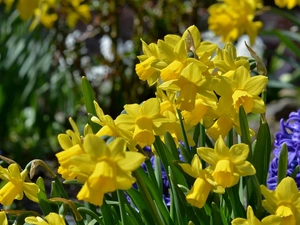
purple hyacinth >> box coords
[267,110,300,189]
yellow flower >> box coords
[261,177,300,225]
[0,212,8,225]
[16,0,39,20]
[91,101,137,151]
[275,0,300,9]
[116,98,172,147]
[232,206,282,225]
[25,212,66,225]
[208,0,263,45]
[212,43,250,74]
[159,62,207,111]
[0,164,39,206]
[179,155,224,208]
[71,134,145,206]
[56,118,90,181]
[197,136,256,188]
[136,40,163,86]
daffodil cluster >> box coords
[136,25,267,140]
[56,118,146,206]
[207,0,263,45]
[1,0,91,29]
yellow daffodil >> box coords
[260,177,300,224]
[208,0,263,45]
[212,43,250,74]
[275,0,300,9]
[232,206,282,225]
[181,91,218,126]
[56,118,90,181]
[136,40,163,86]
[159,62,207,111]
[214,66,267,114]
[70,134,145,206]
[116,98,173,147]
[91,101,137,151]
[25,212,66,225]
[179,154,224,208]
[0,164,39,206]
[197,136,256,188]
[0,212,8,225]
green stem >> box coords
[226,186,245,219]
[101,198,114,225]
[226,129,233,148]
[177,109,192,163]
[117,190,127,225]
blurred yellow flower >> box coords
[71,134,145,206]
[179,154,224,208]
[232,206,282,225]
[16,0,39,20]
[25,212,66,225]
[0,212,8,225]
[197,136,255,188]
[66,0,91,28]
[0,164,39,206]
[261,177,300,225]
[208,0,263,45]
[275,0,300,9]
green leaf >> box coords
[270,7,300,28]
[245,42,267,75]
[253,122,271,185]
[81,76,101,133]
[126,187,158,225]
[278,143,288,184]
[211,202,226,225]
[36,177,52,215]
[291,166,300,179]
[239,106,252,157]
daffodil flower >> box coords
[70,134,145,206]
[232,206,282,225]
[179,154,224,208]
[275,0,300,9]
[197,136,256,188]
[0,164,39,206]
[25,212,66,225]
[116,98,173,147]
[261,177,300,224]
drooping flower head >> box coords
[268,110,300,190]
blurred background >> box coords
[1,0,300,167]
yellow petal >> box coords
[215,136,230,159]
[0,212,8,225]
[197,147,218,166]
[58,134,73,150]
[229,143,249,164]
[244,76,268,96]
[118,152,145,171]
[83,134,108,158]
[276,177,299,201]
[141,98,160,117]
[0,181,22,206]
[235,161,256,176]
[23,182,40,203]
[45,213,66,225]
[77,182,105,206]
